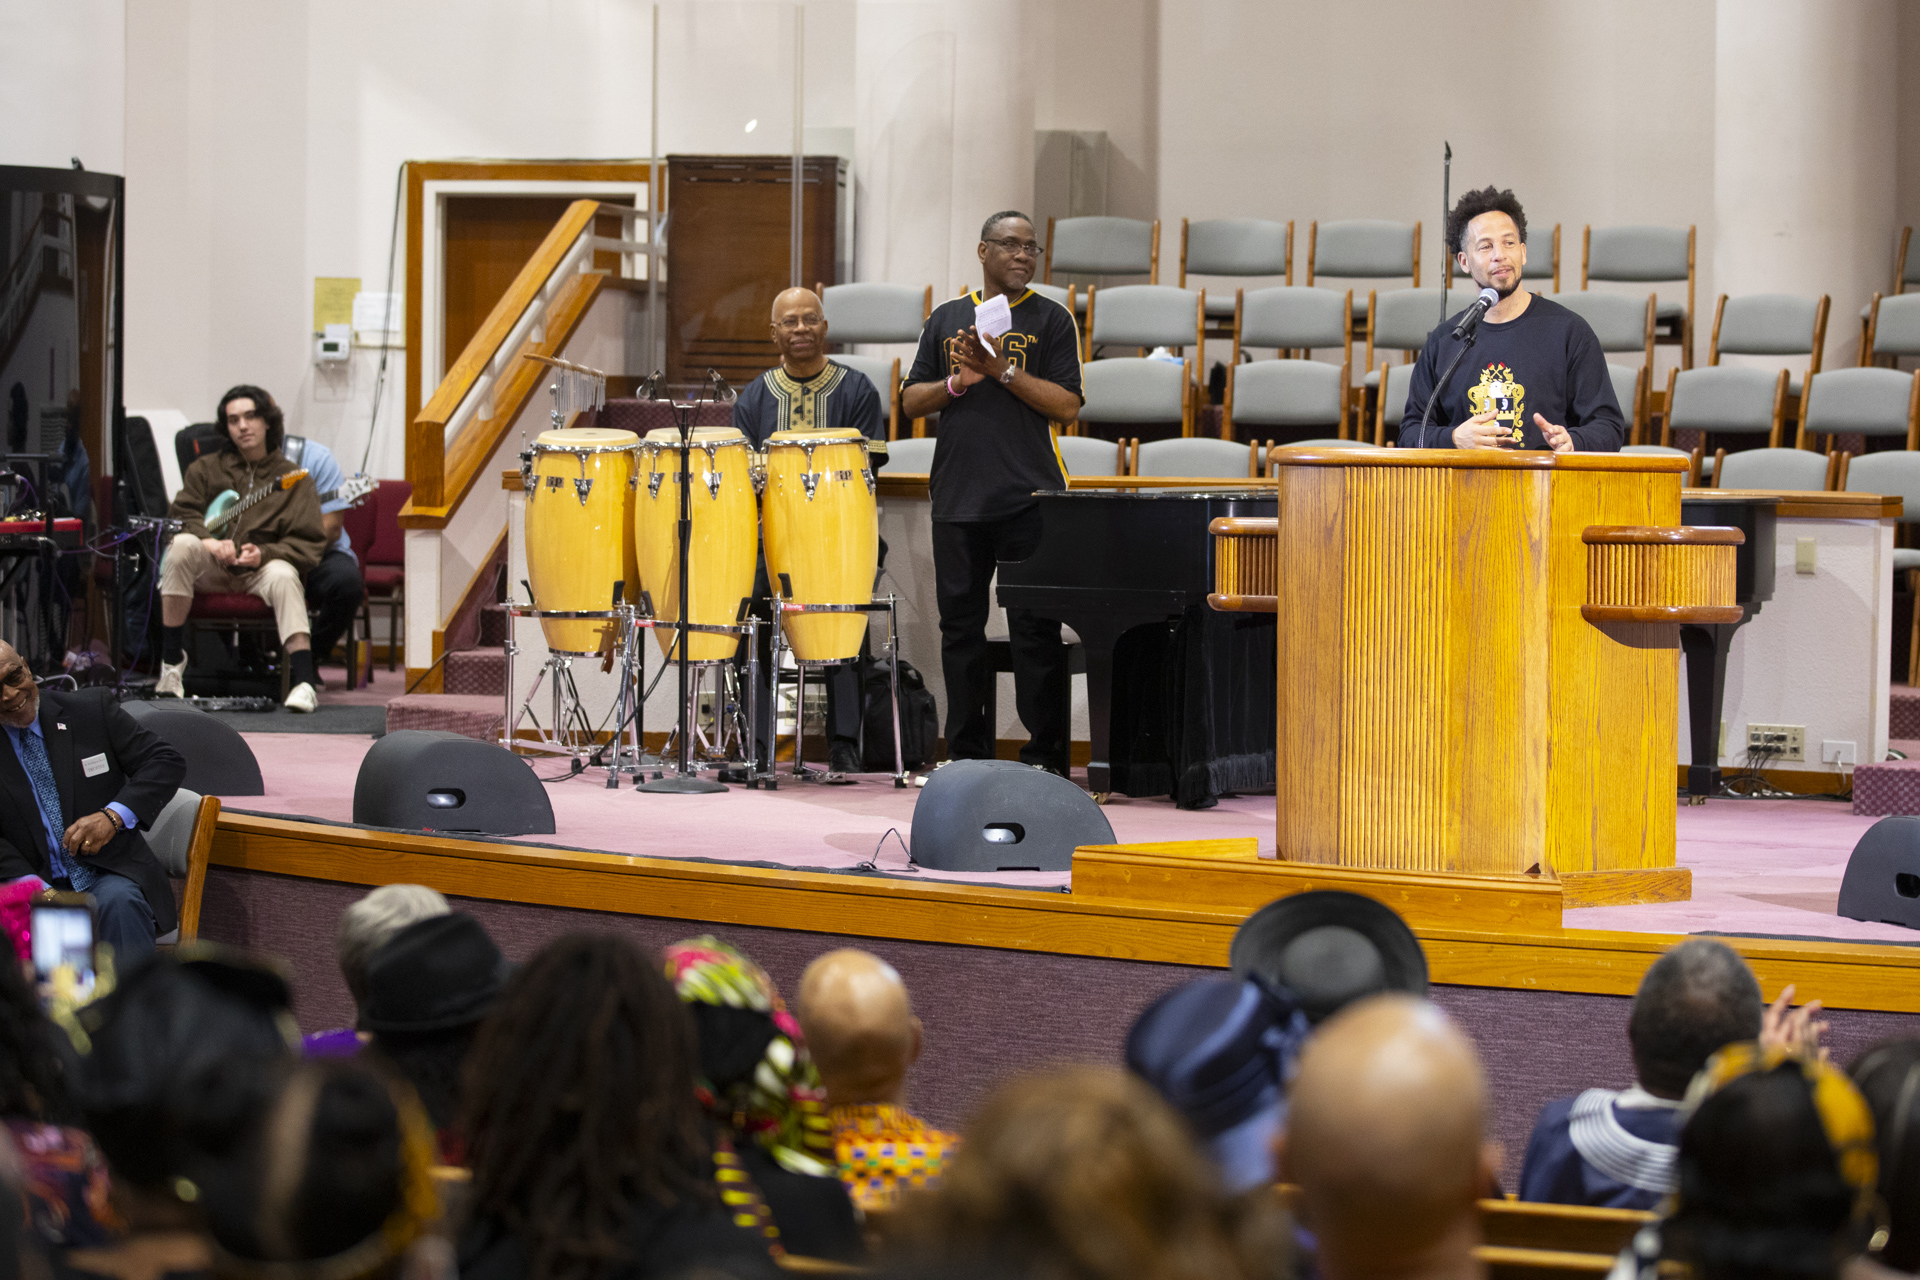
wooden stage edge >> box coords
[211,812,1920,1015]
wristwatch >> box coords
[999,363,1018,385]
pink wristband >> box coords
[946,373,966,398]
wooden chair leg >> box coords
[178,795,220,943]
[388,596,402,671]
[1910,569,1920,688]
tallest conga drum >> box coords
[524,428,638,655]
[761,429,878,661]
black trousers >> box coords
[305,548,365,663]
[932,508,1070,770]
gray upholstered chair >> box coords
[1621,444,1700,487]
[1135,436,1255,479]
[830,354,902,439]
[886,435,938,471]
[1551,292,1657,365]
[1583,224,1696,367]
[1662,366,1788,477]
[1363,289,1452,389]
[1307,220,1420,335]
[1710,293,1830,398]
[1055,433,1127,477]
[1843,449,1920,677]
[1180,218,1292,325]
[1800,367,1920,452]
[1084,285,1203,363]
[1234,286,1352,365]
[1607,362,1649,443]
[148,789,218,946]
[818,283,931,345]
[1376,361,1421,446]
[1858,228,1920,329]
[1074,357,1191,441]
[1045,216,1159,283]
[1714,446,1833,492]
[1029,282,1073,310]
[1225,358,1349,442]
[1864,294,1920,367]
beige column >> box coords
[854,0,1035,299]
[1714,0,1897,366]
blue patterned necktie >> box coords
[15,729,94,892]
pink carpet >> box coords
[230,733,1918,942]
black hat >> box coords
[1125,976,1310,1192]
[1228,890,1428,1024]
[360,913,507,1034]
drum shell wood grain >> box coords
[635,430,758,662]
[761,431,878,661]
[525,430,638,655]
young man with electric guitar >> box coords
[157,385,326,710]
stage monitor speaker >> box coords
[1839,816,1920,929]
[353,730,555,835]
[120,700,264,796]
[909,759,1113,873]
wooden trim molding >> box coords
[1207,593,1277,613]
[1689,488,1903,520]
[1581,525,1744,545]
[1272,450,1689,473]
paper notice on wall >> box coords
[974,293,1012,350]
[313,277,360,330]
[352,292,400,337]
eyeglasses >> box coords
[985,238,1044,258]
[773,315,825,331]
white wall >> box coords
[0,0,125,174]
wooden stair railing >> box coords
[401,199,651,529]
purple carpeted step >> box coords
[385,694,502,743]
[478,604,508,647]
[1892,687,1920,739]
[443,647,506,697]
[1853,757,1920,816]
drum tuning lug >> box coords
[648,472,665,499]
[862,468,875,496]
[573,477,593,504]
[705,472,722,500]
[802,471,819,501]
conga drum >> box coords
[760,429,879,661]
[634,427,757,662]
[524,428,639,655]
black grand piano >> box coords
[1678,493,1779,799]
[997,488,1277,807]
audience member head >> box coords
[976,211,1038,293]
[769,287,827,372]
[465,933,712,1280]
[1230,891,1428,1025]
[215,385,285,458]
[795,949,922,1109]
[1850,1039,1920,1270]
[663,935,834,1174]
[1629,940,1763,1100]
[0,930,69,1123]
[1279,994,1491,1280]
[193,1058,438,1280]
[1127,976,1310,1193]
[337,885,450,1013]
[893,1065,1274,1280]
[360,914,506,1139]
[74,947,297,1214]
[1666,1043,1877,1280]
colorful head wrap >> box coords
[663,936,835,1177]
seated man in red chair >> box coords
[156,385,326,711]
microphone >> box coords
[1452,287,1499,340]
[704,368,737,405]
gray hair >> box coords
[336,884,450,1006]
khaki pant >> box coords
[159,533,310,643]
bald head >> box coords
[771,287,822,322]
[769,288,828,375]
[1280,995,1491,1279]
[795,949,921,1107]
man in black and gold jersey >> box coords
[733,288,887,778]
[902,211,1083,775]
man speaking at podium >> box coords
[1398,187,1625,453]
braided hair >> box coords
[463,934,714,1280]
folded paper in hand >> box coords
[974,293,1013,350]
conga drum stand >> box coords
[502,602,653,785]
[767,588,908,789]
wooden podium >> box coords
[1212,449,1743,906]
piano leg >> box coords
[1679,607,1756,803]
[1071,619,1129,799]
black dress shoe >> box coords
[828,741,862,778]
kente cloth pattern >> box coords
[712,1134,784,1258]
[6,1120,119,1247]
[11,727,93,891]
[663,936,836,1176]
[828,1103,959,1210]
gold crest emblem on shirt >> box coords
[1467,363,1526,445]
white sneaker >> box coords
[155,657,187,698]
[283,682,318,713]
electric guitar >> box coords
[204,472,375,532]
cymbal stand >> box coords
[767,583,907,789]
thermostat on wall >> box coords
[315,323,352,364]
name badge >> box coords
[81,753,109,778]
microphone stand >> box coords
[1417,324,1479,450]
[637,370,731,795]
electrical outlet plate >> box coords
[1822,739,1858,766]
[1747,723,1805,762]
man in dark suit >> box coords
[0,642,185,965]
